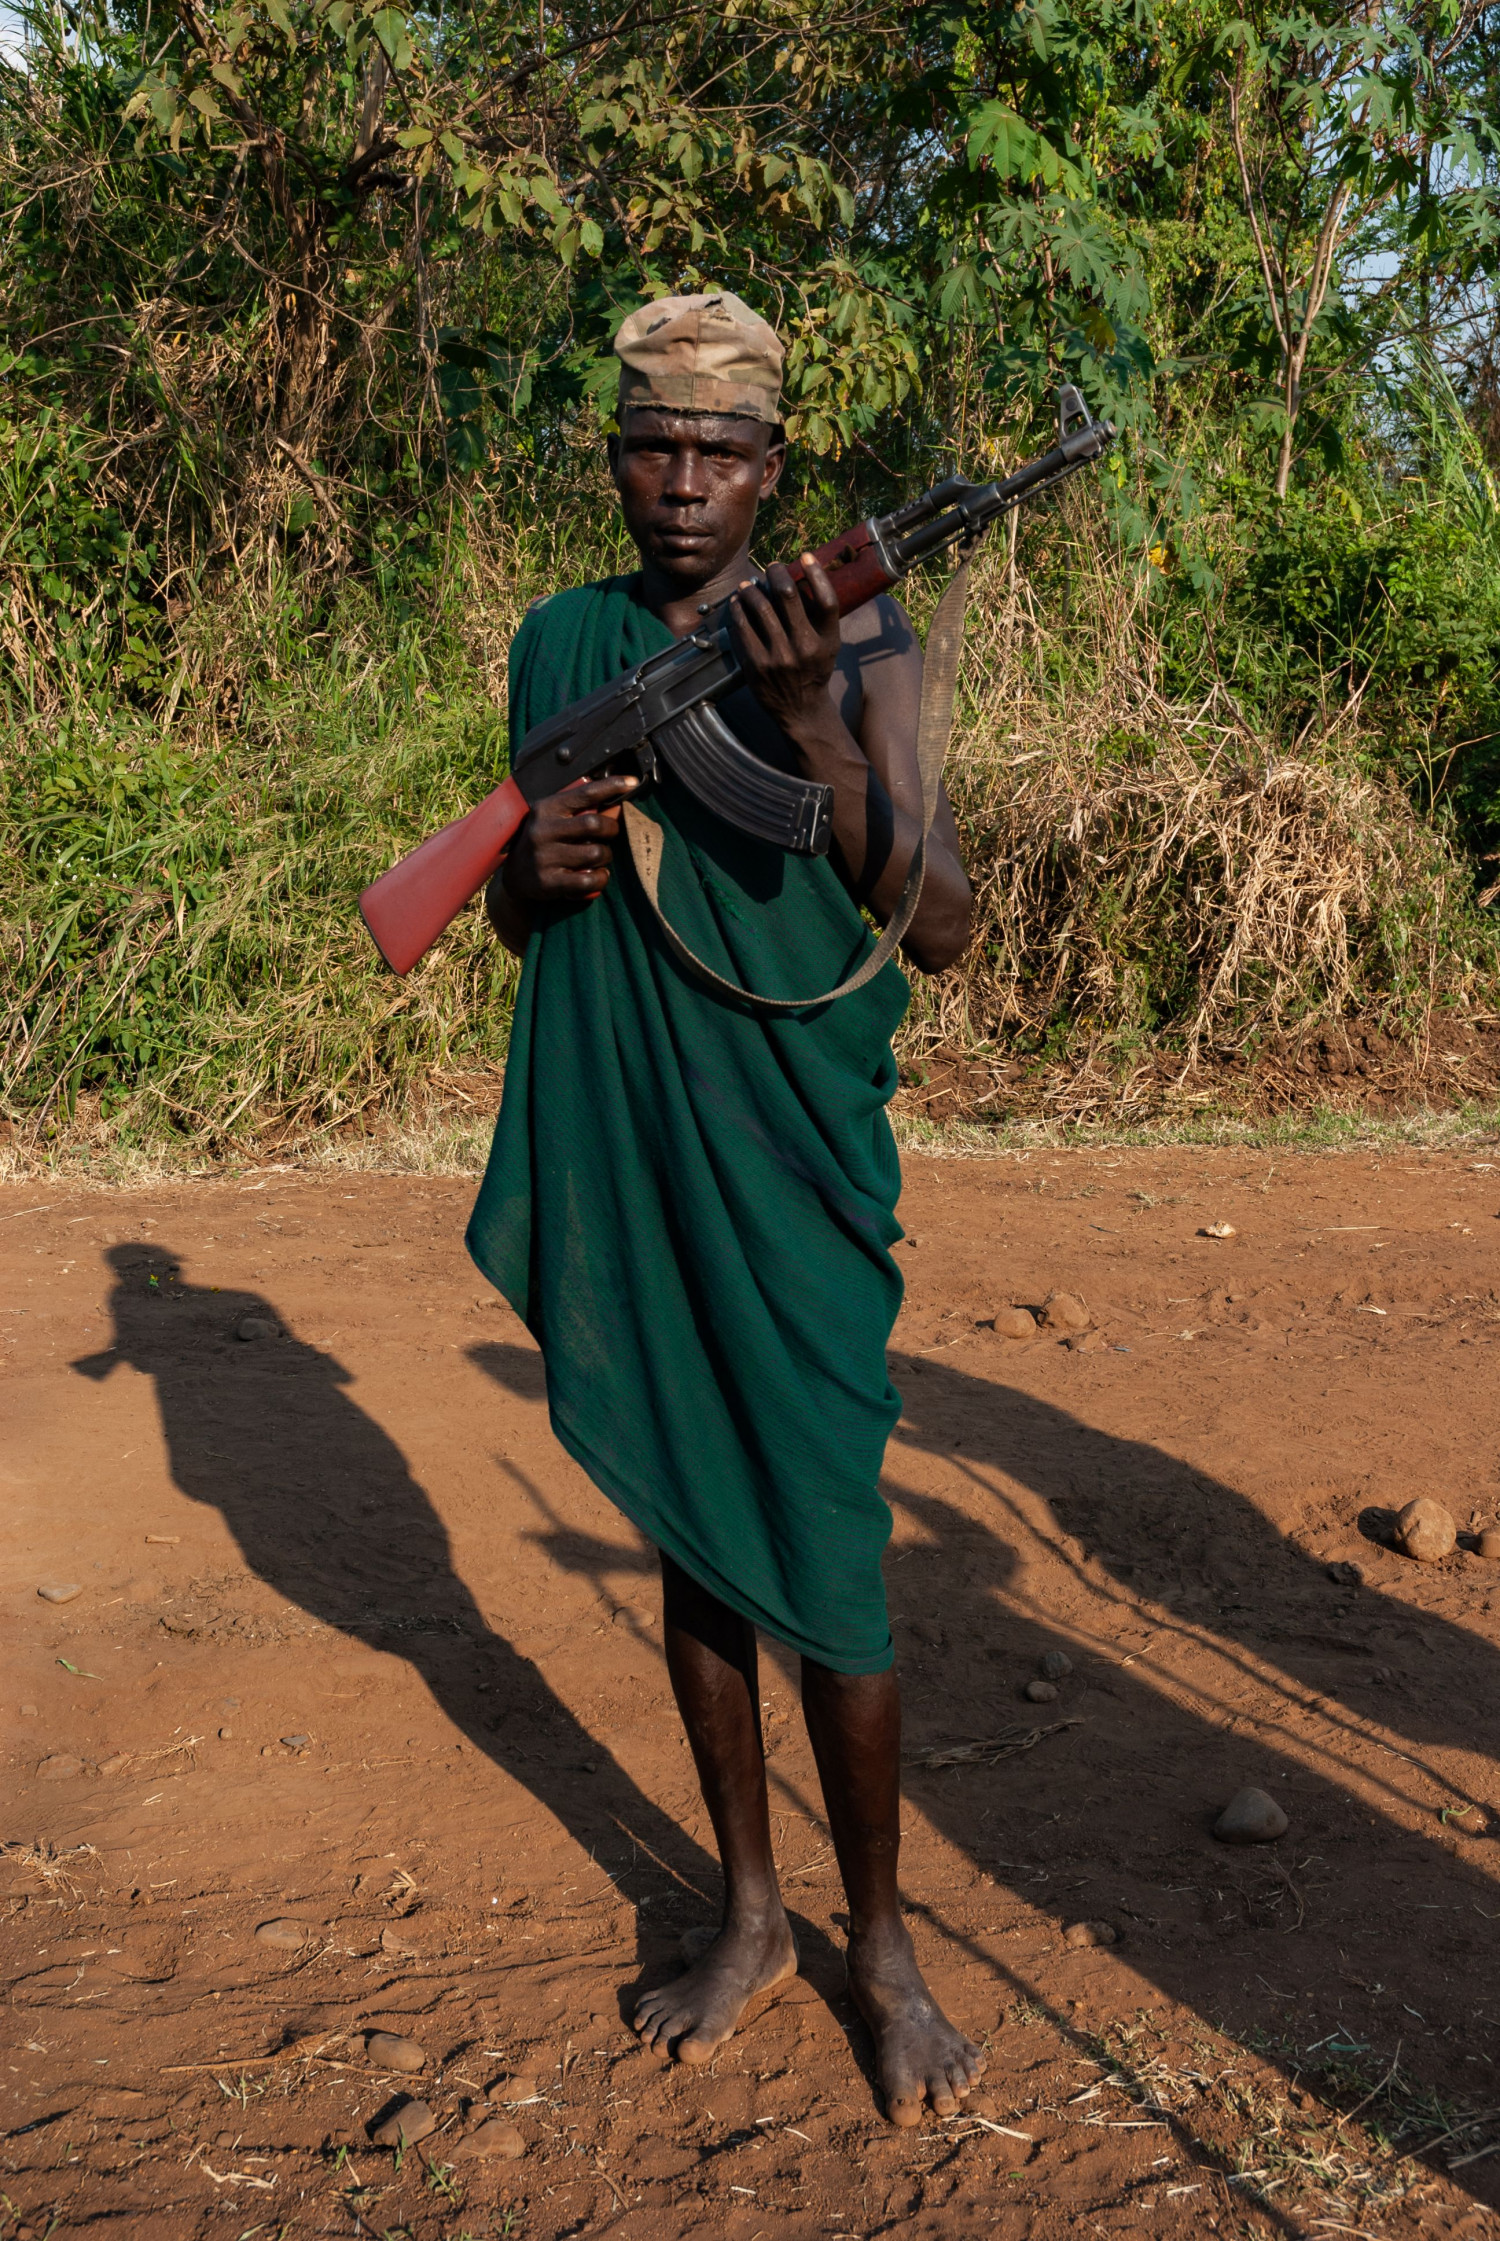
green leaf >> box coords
[579,215,604,257]
[370,7,412,70]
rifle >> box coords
[359,384,1115,975]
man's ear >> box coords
[605,432,622,484]
[758,425,787,501]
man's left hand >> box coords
[729,556,843,746]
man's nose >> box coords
[661,449,707,504]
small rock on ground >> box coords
[99,1753,132,1776]
[380,1925,417,1958]
[364,2030,425,2074]
[237,1316,278,1341]
[37,1756,83,1780]
[1326,1560,1364,1585]
[1024,1679,1058,1704]
[37,1584,82,1603]
[1063,1920,1117,1949]
[255,1918,314,1950]
[371,2098,435,2147]
[1038,1651,1073,1681]
[991,1307,1038,1341]
[1214,1786,1289,1843]
[495,2073,538,2101]
[1039,1292,1090,1333]
[457,2119,525,2160]
[1476,1527,1500,1561]
[1395,1496,1456,1564]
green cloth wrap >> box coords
[466,574,909,1673]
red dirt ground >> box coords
[4,1146,1500,2241]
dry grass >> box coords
[4,494,1496,1161]
[904,515,1491,1103]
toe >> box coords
[929,2081,960,2117]
[886,2092,923,2128]
[675,2030,718,2067]
[944,2060,972,2103]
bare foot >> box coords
[633,1910,798,2065]
[848,1929,984,2127]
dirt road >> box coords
[4,1145,1499,2239]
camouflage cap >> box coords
[614,291,784,425]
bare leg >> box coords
[632,1555,797,2062]
[801,1660,984,2127]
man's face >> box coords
[609,410,786,590]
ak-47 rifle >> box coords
[359,384,1115,976]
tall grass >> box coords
[3,466,1498,1163]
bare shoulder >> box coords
[838,591,920,668]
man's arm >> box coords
[727,563,972,974]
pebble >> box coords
[1213,1786,1289,1843]
[1477,1528,1500,1561]
[1200,1222,1237,1239]
[1395,1497,1457,1564]
[456,2119,525,2160]
[1038,1651,1073,1681]
[1039,1292,1090,1333]
[1063,1330,1107,1352]
[255,1918,314,1950]
[218,1726,234,1740]
[37,1584,82,1604]
[145,1534,181,1546]
[37,1755,82,1780]
[280,1733,310,1749]
[99,1753,132,1776]
[1326,1560,1363,1586]
[381,1925,417,1958]
[1023,1679,1058,1704]
[365,2030,425,2074]
[496,2073,538,2102]
[371,2098,436,2148]
[1063,1920,1117,1949]
[237,1315,278,1341]
[19,1704,37,1717]
[991,1306,1038,1341]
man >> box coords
[467,291,979,2126]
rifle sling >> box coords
[623,555,972,1014]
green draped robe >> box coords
[466,573,909,1672]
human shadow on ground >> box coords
[471,1332,1500,2210]
[70,1243,847,2019]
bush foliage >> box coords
[2,0,1500,1148]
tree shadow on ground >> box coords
[70,1242,847,2021]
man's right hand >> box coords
[503,773,641,907]
[486,772,640,955]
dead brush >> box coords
[900,520,1493,1115]
[1,1838,100,1903]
